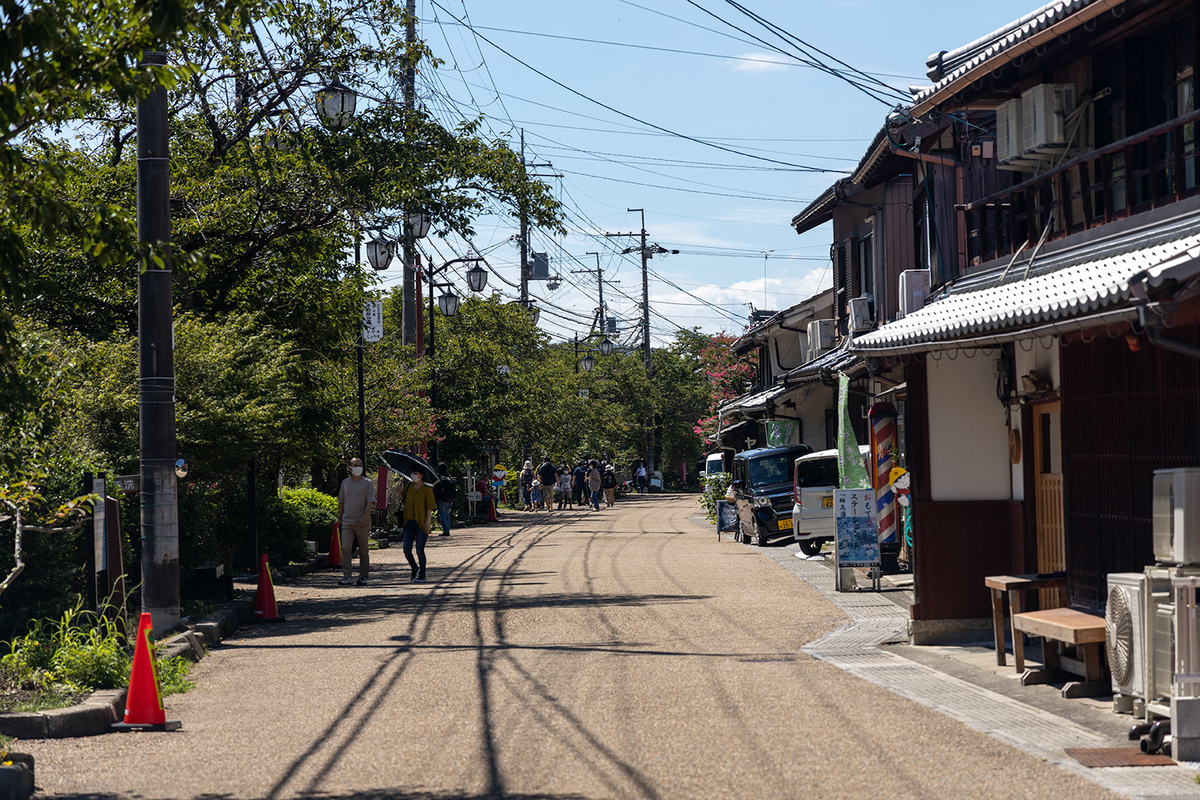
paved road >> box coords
[24,494,1118,799]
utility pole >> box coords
[402,0,417,346]
[573,252,618,337]
[137,49,180,633]
[519,129,529,305]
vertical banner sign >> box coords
[362,300,383,342]
[869,402,898,549]
[765,419,796,447]
[836,373,870,489]
[834,488,880,566]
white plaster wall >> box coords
[927,354,1012,501]
[795,385,836,451]
[1014,338,1061,393]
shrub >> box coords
[278,486,338,541]
[700,473,731,523]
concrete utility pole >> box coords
[519,129,529,305]
[137,49,180,633]
[573,252,618,336]
[605,209,658,476]
[402,0,417,346]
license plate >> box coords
[777,518,793,530]
[821,497,833,508]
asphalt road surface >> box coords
[23,494,1119,799]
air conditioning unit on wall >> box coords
[1021,83,1077,154]
[849,297,873,333]
[806,319,835,360]
[996,98,1023,163]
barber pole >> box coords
[869,402,898,548]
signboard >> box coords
[716,500,738,533]
[92,478,107,573]
[765,419,796,447]
[114,474,140,494]
[466,491,483,502]
[834,488,879,567]
[362,300,383,342]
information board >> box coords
[362,300,383,342]
[833,488,880,567]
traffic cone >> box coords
[328,524,342,567]
[253,553,285,623]
[111,612,181,732]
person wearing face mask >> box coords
[401,471,436,583]
[337,457,375,586]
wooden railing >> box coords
[964,108,1200,266]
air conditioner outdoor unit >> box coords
[996,98,1023,163]
[848,297,873,333]
[1107,573,1159,709]
[898,269,931,317]
[1153,468,1200,565]
[1021,84,1077,155]
[806,319,835,359]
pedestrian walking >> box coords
[572,460,587,506]
[434,462,457,536]
[401,472,436,583]
[601,464,617,508]
[337,457,374,585]
[530,480,543,512]
[587,459,602,511]
[537,456,558,512]
[520,460,535,511]
[636,461,648,494]
[556,464,572,509]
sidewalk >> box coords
[742,535,1200,800]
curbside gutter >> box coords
[0,551,329,741]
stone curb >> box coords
[0,556,320,742]
[0,753,33,800]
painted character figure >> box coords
[889,467,912,507]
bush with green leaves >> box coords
[1,599,193,697]
[700,473,732,523]
[278,486,338,542]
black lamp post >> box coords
[425,255,487,464]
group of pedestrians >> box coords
[335,453,635,588]
[518,457,621,512]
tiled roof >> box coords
[719,383,788,414]
[912,0,1112,111]
[852,224,1200,351]
[784,342,865,385]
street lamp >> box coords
[581,354,596,372]
[438,288,460,318]
[600,338,614,357]
[466,262,489,293]
[366,237,394,271]
[407,209,432,239]
[315,79,357,130]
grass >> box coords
[0,686,87,714]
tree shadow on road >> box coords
[50,791,594,800]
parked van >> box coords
[704,451,727,476]
[731,444,813,546]
[791,445,870,555]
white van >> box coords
[704,451,726,476]
[791,446,870,556]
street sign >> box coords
[466,491,483,502]
[114,474,140,494]
[362,300,383,342]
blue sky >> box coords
[390,0,1043,345]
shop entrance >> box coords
[1033,400,1065,609]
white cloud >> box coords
[728,52,793,73]
[647,267,833,338]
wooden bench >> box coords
[984,573,1067,668]
[1010,607,1108,698]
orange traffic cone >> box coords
[328,524,342,567]
[111,612,181,732]
[253,553,285,623]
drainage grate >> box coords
[1065,747,1176,768]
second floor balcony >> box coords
[965,108,1200,267]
